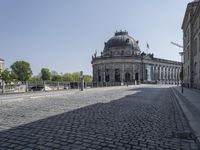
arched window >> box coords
[135,73,139,81]
[125,72,130,82]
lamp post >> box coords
[141,52,145,83]
[179,52,184,93]
[80,71,84,91]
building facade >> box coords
[91,31,181,86]
[0,58,4,73]
[182,0,200,89]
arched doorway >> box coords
[105,69,109,82]
[97,69,101,82]
[115,69,120,82]
[135,73,139,81]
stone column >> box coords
[154,65,157,81]
[152,65,154,81]
[169,67,171,84]
[156,65,159,81]
[164,66,167,84]
[173,67,175,84]
[159,66,162,81]
[175,67,178,83]
[111,65,115,83]
[163,66,165,83]
[121,64,125,84]
[166,66,168,83]
[151,64,154,81]
[172,67,173,84]
[160,66,163,83]
[101,65,104,86]
[169,67,171,83]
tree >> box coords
[10,61,32,81]
[41,68,51,81]
[51,71,63,81]
[62,73,73,82]
[30,76,42,82]
[71,72,80,82]
[83,75,92,82]
[51,75,62,81]
[0,69,12,83]
[51,70,58,76]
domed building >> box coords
[91,31,181,86]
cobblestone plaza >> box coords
[0,85,199,149]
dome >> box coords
[104,31,140,52]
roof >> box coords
[103,31,140,52]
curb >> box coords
[171,87,200,148]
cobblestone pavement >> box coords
[0,85,199,149]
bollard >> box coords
[80,71,84,91]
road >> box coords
[0,85,198,149]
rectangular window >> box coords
[193,38,197,56]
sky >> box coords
[0,0,191,75]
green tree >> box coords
[30,76,42,82]
[41,68,51,81]
[10,61,32,81]
[51,75,62,81]
[51,70,58,76]
[83,75,92,82]
[0,69,12,83]
[62,73,73,82]
[71,72,80,82]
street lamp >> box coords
[80,71,84,91]
[141,52,145,83]
[179,52,184,93]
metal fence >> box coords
[0,81,94,94]
[0,81,140,94]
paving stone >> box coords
[0,85,199,149]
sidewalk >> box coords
[172,86,200,145]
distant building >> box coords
[0,58,5,86]
[91,31,181,86]
[0,58,4,72]
[182,0,200,89]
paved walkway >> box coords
[173,86,200,145]
[0,85,199,150]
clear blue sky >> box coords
[0,0,190,75]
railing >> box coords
[0,80,182,94]
[0,81,94,94]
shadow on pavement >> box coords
[0,87,198,149]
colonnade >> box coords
[143,64,181,84]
